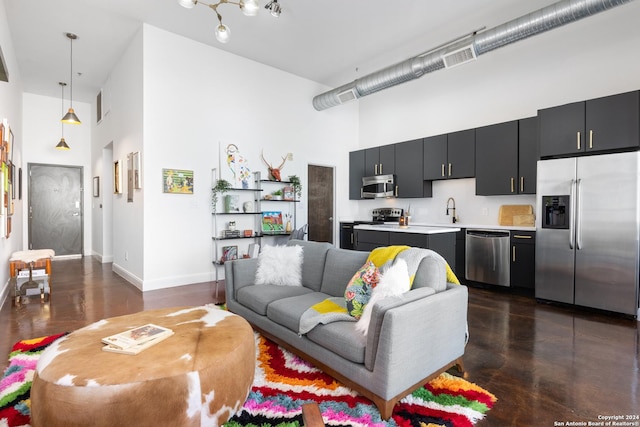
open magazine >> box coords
[101,323,174,355]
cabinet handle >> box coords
[520,176,524,192]
[448,163,452,177]
[577,131,581,150]
[351,234,354,244]
[441,164,445,177]
[589,130,593,149]
[375,164,378,175]
[513,234,533,239]
[510,177,515,193]
[512,245,516,262]
[395,185,398,197]
[380,163,383,174]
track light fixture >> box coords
[265,0,281,17]
[179,0,277,43]
[56,82,70,150]
[61,33,81,125]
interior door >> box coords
[307,165,334,243]
[29,163,83,257]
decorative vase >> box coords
[285,220,292,233]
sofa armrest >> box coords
[368,284,468,395]
[224,258,259,302]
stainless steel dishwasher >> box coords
[465,229,510,286]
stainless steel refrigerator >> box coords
[535,152,640,316]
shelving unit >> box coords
[210,171,298,303]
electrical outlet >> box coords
[287,153,293,161]
[482,208,488,216]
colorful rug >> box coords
[1,333,496,427]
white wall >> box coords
[352,1,640,226]
[0,0,23,306]
[96,25,358,291]
[93,27,144,286]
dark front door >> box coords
[28,163,83,257]
[307,165,333,243]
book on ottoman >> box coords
[101,324,174,355]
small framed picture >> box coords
[222,245,238,263]
[113,160,122,194]
[163,169,193,194]
[93,176,100,197]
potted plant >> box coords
[288,175,302,200]
[211,179,232,213]
[272,189,284,200]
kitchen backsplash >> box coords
[347,178,536,225]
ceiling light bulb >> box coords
[215,24,231,43]
[178,0,197,9]
[268,1,281,17]
[240,0,260,16]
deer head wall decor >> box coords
[261,150,288,181]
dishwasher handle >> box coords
[466,230,510,238]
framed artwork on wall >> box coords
[162,169,193,194]
[93,176,100,197]
[113,160,122,194]
[133,151,141,189]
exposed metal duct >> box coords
[312,0,633,111]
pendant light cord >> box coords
[69,35,73,109]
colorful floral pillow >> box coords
[344,261,380,319]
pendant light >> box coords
[61,33,81,125]
[56,82,70,150]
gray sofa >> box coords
[224,239,468,419]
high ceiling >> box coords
[3,0,638,104]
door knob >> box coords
[329,217,333,222]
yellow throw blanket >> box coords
[367,245,460,285]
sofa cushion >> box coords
[255,244,303,286]
[320,248,369,297]
[306,321,367,365]
[266,292,330,332]
[344,260,380,319]
[236,285,312,316]
[287,240,333,291]
[411,250,447,293]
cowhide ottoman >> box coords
[31,305,255,427]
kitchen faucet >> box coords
[446,197,457,223]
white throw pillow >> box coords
[355,258,411,336]
[255,245,303,286]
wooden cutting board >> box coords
[498,205,534,226]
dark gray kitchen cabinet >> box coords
[476,118,538,196]
[510,230,535,290]
[518,117,538,194]
[388,231,455,268]
[423,130,474,180]
[394,138,432,198]
[475,121,518,196]
[349,150,365,200]
[365,145,395,176]
[354,229,390,252]
[423,134,448,180]
[539,90,640,158]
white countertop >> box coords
[354,224,461,234]
[353,222,535,233]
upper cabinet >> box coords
[539,90,639,158]
[423,129,475,180]
[364,145,395,176]
[349,150,365,200]
[394,139,432,198]
[475,118,537,196]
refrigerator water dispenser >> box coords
[542,195,570,229]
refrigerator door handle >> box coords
[569,179,576,249]
[576,178,582,250]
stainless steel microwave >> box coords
[361,174,395,198]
